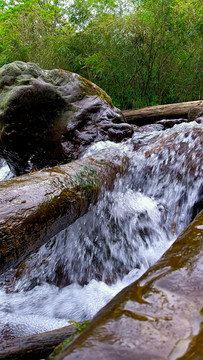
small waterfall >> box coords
[0,121,202,339]
[0,159,13,181]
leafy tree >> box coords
[0,0,72,68]
[0,0,202,108]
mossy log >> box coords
[122,100,203,125]
[54,211,203,360]
[0,325,75,360]
[0,149,129,273]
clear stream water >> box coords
[0,121,202,339]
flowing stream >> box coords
[0,121,202,340]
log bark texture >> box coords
[0,325,75,360]
[0,149,129,273]
[122,100,203,125]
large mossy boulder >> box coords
[0,61,132,175]
[54,210,203,360]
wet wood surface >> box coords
[0,150,129,273]
[122,100,203,125]
[0,325,75,360]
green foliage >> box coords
[0,0,73,68]
[0,0,202,108]
[47,320,90,359]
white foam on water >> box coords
[0,159,13,181]
[0,121,202,338]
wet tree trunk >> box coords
[122,100,203,125]
[0,325,75,360]
[0,150,129,273]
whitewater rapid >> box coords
[0,121,202,339]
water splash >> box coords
[0,121,202,339]
[0,159,13,181]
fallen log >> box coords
[0,325,75,360]
[0,149,129,273]
[54,211,203,360]
[122,100,203,125]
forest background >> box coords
[0,0,202,109]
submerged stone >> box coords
[156,117,188,128]
[54,211,203,360]
[0,61,132,175]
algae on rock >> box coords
[0,61,130,175]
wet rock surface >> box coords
[155,117,188,128]
[0,62,202,360]
[0,61,131,175]
[132,121,203,181]
[188,106,203,121]
[54,211,203,360]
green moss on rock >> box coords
[74,164,100,190]
[47,321,90,360]
[79,75,113,108]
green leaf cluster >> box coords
[0,0,202,108]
